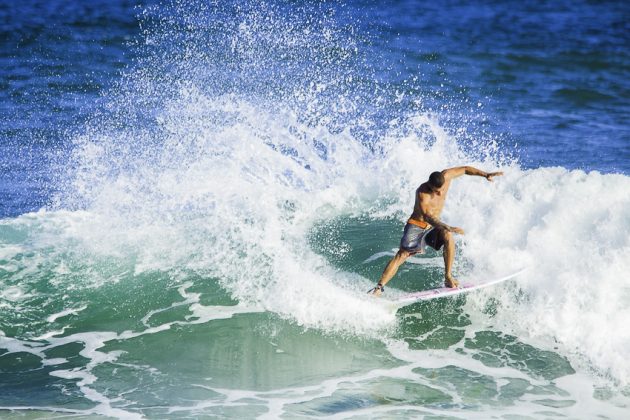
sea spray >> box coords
[52,1,455,336]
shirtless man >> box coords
[369,166,503,296]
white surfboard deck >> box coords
[386,268,527,309]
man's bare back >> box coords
[369,166,503,296]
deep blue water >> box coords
[1,0,146,216]
[362,0,629,170]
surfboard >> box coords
[387,268,526,308]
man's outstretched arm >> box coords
[442,166,503,181]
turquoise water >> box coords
[1,0,630,418]
[2,212,629,417]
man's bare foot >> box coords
[445,276,459,288]
[368,284,384,296]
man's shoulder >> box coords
[417,182,430,193]
[416,183,432,200]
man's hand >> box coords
[485,171,503,182]
[449,226,465,235]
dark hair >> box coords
[428,171,445,189]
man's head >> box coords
[428,171,445,192]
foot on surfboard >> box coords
[445,276,459,288]
[367,283,385,296]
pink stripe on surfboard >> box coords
[390,268,527,305]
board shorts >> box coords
[399,223,444,254]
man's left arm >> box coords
[443,166,503,182]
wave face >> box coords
[1,0,629,417]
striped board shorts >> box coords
[399,223,444,253]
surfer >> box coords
[369,166,503,295]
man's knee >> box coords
[441,229,452,242]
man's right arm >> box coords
[443,166,503,182]
[422,213,450,231]
[419,196,465,234]
[423,213,465,234]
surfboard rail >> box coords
[387,267,527,308]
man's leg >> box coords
[373,249,411,295]
[440,229,459,288]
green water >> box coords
[4,215,624,419]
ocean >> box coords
[1,0,629,418]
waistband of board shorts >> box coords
[407,218,430,229]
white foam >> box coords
[46,305,88,323]
[0,286,29,301]
[363,249,444,267]
[0,245,22,262]
[449,167,630,385]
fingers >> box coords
[446,225,465,235]
[487,171,504,181]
